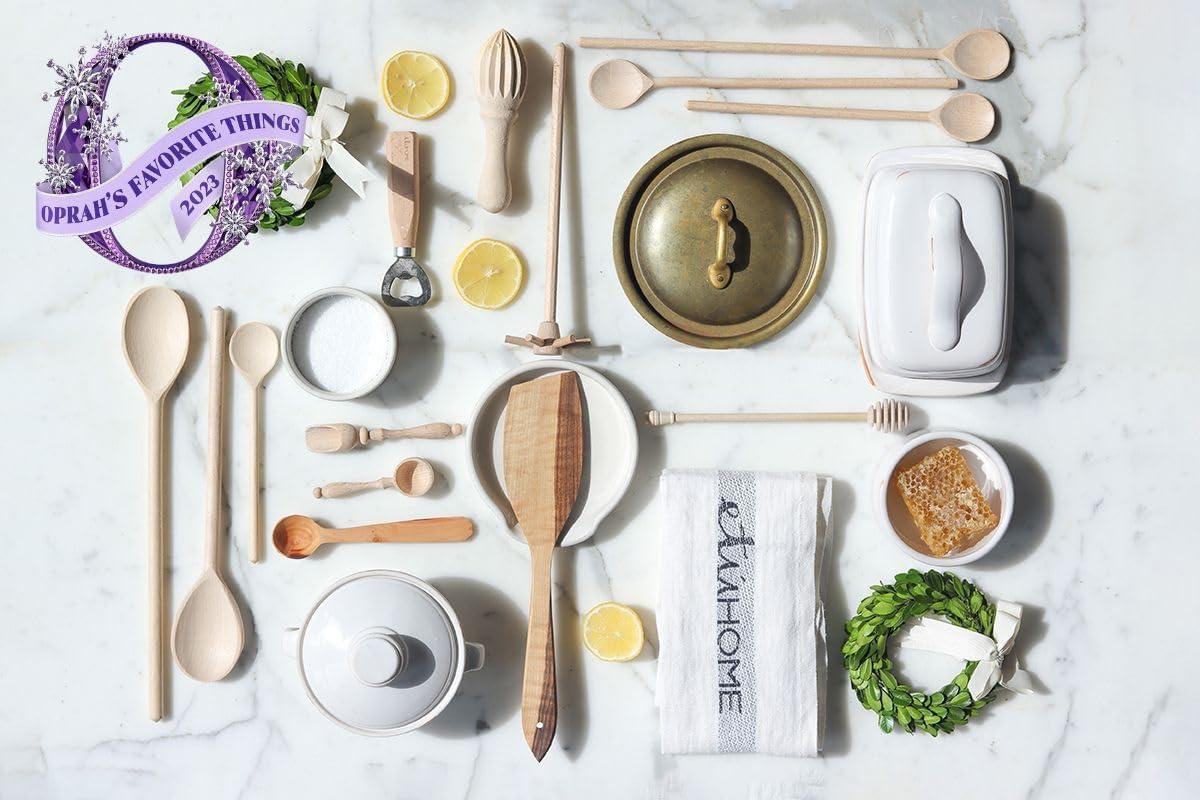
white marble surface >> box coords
[3,1,1198,797]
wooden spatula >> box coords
[502,371,585,762]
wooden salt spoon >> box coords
[172,307,245,683]
[687,93,996,143]
[578,29,1012,81]
[305,421,463,453]
[228,322,278,564]
[502,371,585,762]
[122,286,190,721]
[313,457,438,498]
[588,59,957,109]
[272,514,474,559]
[476,29,527,212]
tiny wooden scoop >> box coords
[502,371,585,761]
[305,422,463,453]
[272,515,474,559]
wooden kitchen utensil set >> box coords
[581,28,1011,141]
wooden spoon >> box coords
[686,93,996,143]
[502,371,585,762]
[305,421,463,453]
[578,29,1011,81]
[228,322,278,564]
[588,58,958,109]
[313,457,438,499]
[172,307,245,683]
[121,286,190,721]
[272,514,474,559]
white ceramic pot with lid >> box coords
[285,570,484,736]
[858,146,1013,396]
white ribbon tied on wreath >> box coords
[283,87,374,208]
[895,600,1035,701]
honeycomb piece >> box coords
[896,446,998,557]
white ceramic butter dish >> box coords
[858,146,1013,396]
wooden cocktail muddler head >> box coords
[647,399,911,433]
[305,422,464,453]
[476,29,527,213]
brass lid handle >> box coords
[706,197,736,289]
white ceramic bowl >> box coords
[282,287,397,401]
[466,360,638,547]
[873,429,1013,566]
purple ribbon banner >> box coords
[36,100,306,236]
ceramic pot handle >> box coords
[928,193,964,351]
[706,197,735,289]
[464,642,486,673]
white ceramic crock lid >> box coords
[862,147,1012,379]
[291,570,479,736]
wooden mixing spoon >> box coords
[502,371,585,761]
[578,29,1012,81]
[687,93,996,143]
[272,515,474,559]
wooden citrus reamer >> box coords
[505,43,590,355]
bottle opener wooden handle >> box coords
[387,131,419,249]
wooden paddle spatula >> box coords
[502,371,585,761]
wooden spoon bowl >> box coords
[932,93,996,143]
[942,29,1011,81]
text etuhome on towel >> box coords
[655,470,832,756]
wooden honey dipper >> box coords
[647,399,911,433]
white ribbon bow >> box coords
[283,87,374,207]
[895,600,1035,700]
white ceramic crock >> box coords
[858,147,1014,396]
[874,429,1014,566]
[284,570,484,736]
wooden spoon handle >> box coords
[577,36,941,59]
[324,516,475,543]
[654,75,957,90]
[522,544,557,761]
[687,99,928,122]
[146,396,164,722]
[369,422,464,441]
[386,131,419,249]
[543,43,566,325]
[204,308,226,571]
[313,478,392,499]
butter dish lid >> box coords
[861,147,1012,379]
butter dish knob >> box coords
[928,192,965,351]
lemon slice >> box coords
[583,602,645,662]
[381,51,451,119]
[453,238,524,309]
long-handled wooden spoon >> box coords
[502,371,585,762]
[122,286,190,721]
[687,93,996,143]
[272,514,474,559]
[578,29,1012,81]
[588,59,957,109]
[172,307,245,683]
[228,322,278,564]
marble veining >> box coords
[2,0,1197,798]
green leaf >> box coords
[879,715,895,734]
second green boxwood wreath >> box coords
[169,53,334,233]
[843,569,997,736]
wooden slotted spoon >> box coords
[502,371,585,761]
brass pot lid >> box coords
[614,135,827,349]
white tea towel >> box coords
[655,470,832,756]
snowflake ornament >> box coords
[201,79,240,108]
[39,150,84,192]
[92,32,130,74]
[227,141,296,203]
[42,47,102,114]
[211,200,257,246]
[74,111,127,161]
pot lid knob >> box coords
[705,197,736,289]
[928,193,965,352]
[348,627,408,687]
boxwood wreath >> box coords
[169,53,333,233]
[843,569,995,736]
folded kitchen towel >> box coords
[655,470,831,756]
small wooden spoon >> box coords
[588,58,958,109]
[228,322,278,564]
[122,286,190,721]
[687,93,996,143]
[172,308,245,683]
[313,457,438,498]
[578,29,1011,81]
[502,371,585,761]
[272,514,474,559]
